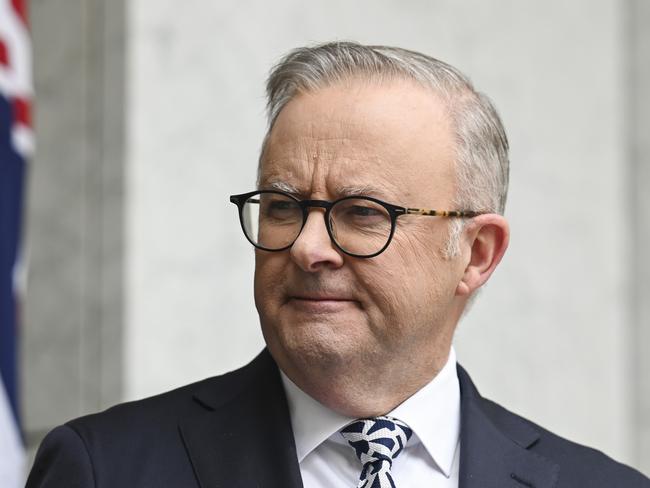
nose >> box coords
[290,209,344,272]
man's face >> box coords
[254,80,468,412]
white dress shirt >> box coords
[280,347,461,487]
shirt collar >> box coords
[280,347,461,477]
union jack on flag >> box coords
[0,0,32,485]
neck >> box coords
[279,346,453,418]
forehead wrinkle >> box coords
[261,118,417,202]
[261,154,407,201]
[258,151,313,190]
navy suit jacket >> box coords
[27,349,650,487]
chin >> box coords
[263,317,363,375]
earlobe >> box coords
[455,215,509,297]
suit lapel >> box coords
[179,350,303,488]
[457,365,560,488]
[178,352,560,488]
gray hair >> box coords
[260,41,509,256]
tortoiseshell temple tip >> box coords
[406,208,439,216]
[405,208,484,218]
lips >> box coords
[286,291,359,312]
[289,298,356,313]
[291,295,352,301]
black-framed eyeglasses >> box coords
[229,190,485,258]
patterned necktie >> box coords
[340,416,413,488]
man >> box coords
[27,42,649,487]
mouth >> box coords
[287,295,359,312]
[292,294,352,301]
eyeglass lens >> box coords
[240,192,393,256]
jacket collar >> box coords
[179,350,559,488]
[179,349,303,488]
[457,365,560,488]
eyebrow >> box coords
[336,184,395,200]
[259,179,399,201]
[261,180,301,194]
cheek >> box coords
[375,230,456,306]
[354,254,427,331]
[254,252,286,314]
[355,263,399,311]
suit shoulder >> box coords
[28,362,263,488]
[67,352,266,440]
[480,397,650,486]
[27,425,95,488]
[67,377,205,436]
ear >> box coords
[455,214,510,297]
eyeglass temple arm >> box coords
[404,208,484,218]
[230,195,484,218]
[230,196,260,204]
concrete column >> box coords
[22,0,125,451]
[627,0,650,472]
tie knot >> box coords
[340,416,413,468]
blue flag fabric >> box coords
[0,92,24,426]
[1,0,32,485]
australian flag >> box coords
[0,0,32,485]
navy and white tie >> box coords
[340,416,413,488]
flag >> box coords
[0,0,33,485]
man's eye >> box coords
[268,200,295,211]
[347,205,382,217]
[263,200,300,221]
